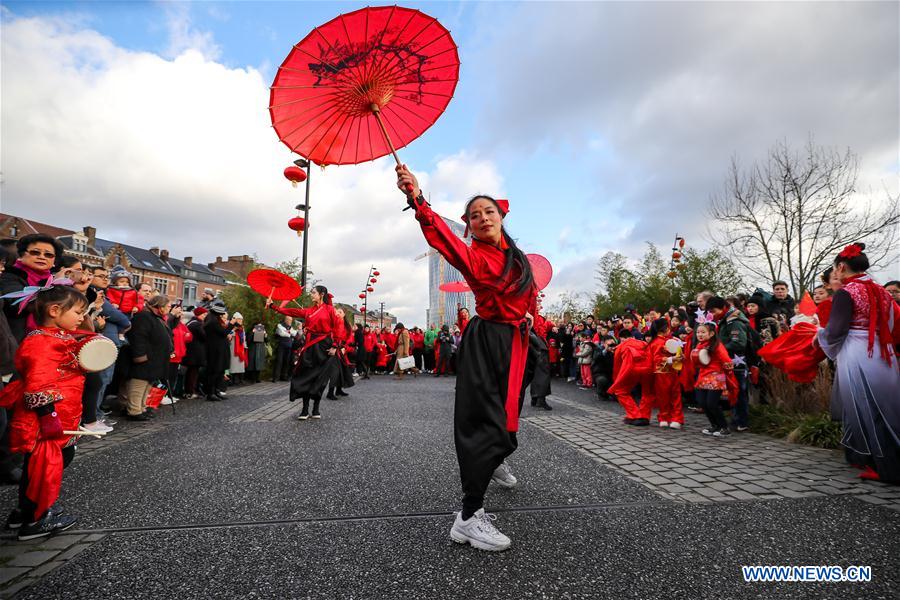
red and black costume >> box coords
[0,328,86,523]
[527,313,552,407]
[270,302,343,410]
[412,196,536,517]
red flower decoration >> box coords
[839,244,862,259]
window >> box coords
[153,277,169,295]
[183,280,197,304]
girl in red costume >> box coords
[266,285,342,420]
[397,165,536,552]
[691,323,736,438]
[608,330,653,426]
[645,318,684,429]
[0,283,89,539]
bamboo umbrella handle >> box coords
[371,104,415,195]
[64,430,106,437]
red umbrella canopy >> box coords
[247,269,303,301]
[270,5,460,166]
[439,280,471,293]
[527,254,553,291]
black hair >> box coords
[833,242,870,273]
[601,334,616,342]
[885,280,900,289]
[34,285,89,325]
[0,239,16,249]
[697,322,721,354]
[821,267,833,286]
[16,233,64,262]
[0,247,10,269]
[464,195,534,295]
[313,284,332,305]
[54,255,81,273]
[772,280,789,289]
[618,328,632,339]
[705,296,728,311]
[647,317,670,340]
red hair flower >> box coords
[839,244,862,259]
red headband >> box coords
[461,198,509,237]
[838,244,863,259]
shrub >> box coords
[787,413,843,449]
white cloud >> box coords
[0,14,500,325]
[163,2,221,60]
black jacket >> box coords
[0,266,50,343]
[126,309,173,381]
[204,314,231,373]
[0,299,18,377]
[767,295,796,320]
[183,318,207,367]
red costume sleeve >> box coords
[270,305,314,319]
[415,203,486,281]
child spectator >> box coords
[576,334,594,389]
[691,323,736,437]
[105,271,144,316]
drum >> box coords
[698,349,711,366]
[76,336,118,372]
[664,339,682,355]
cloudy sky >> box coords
[2,1,897,324]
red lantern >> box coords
[358,293,366,299]
[288,217,306,237]
[672,251,681,260]
[370,278,377,283]
[679,238,685,248]
[373,271,380,276]
[284,166,307,187]
[367,286,374,292]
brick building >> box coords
[0,213,246,305]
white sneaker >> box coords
[658,421,669,428]
[702,428,715,436]
[491,463,518,489]
[566,377,576,383]
[82,421,113,434]
[450,509,511,551]
[669,422,682,430]
[160,396,178,406]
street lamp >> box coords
[360,265,378,327]
[287,158,312,289]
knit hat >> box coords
[193,307,208,317]
[232,312,243,320]
[746,294,766,308]
[209,301,227,314]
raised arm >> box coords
[396,164,482,279]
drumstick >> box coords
[63,430,107,437]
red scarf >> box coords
[844,274,893,365]
[13,260,50,286]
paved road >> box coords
[1,376,897,599]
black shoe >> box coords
[215,392,227,400]
[206,395,221,402]
[632,418,650,426]
[5,508,23,530]
[0,466,22,485]
[539,398,553,411]
[326,393,337,400]
[127,413,151,422]
[144,408,157,419]
[311,409,322,419]
[336,391,349,397]
[623,418,636,425]
[17,514,77,541]
[530,398,538,407]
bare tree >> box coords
[708,138,899,297]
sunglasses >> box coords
[26,249,56,259]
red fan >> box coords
[527,254,553,290]
[439,280,471,293]
[247,269,303,301]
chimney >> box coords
[216,256,223,263]
[184,256,193,267]
[83,226,96,246]
[149,247,159,256]
[160,249,169,261]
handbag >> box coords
[397,356,415,371]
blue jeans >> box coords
[730,369,749,428]
[96,362,116,412]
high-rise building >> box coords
[425,216,475,328]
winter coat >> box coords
[182,318,207,367]
[126,309,173,381]
[577,342,594,365]
[0,265,50,343]
[203,314,231,373]
[0,299,17,377]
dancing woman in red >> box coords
[266,285,341,420]
[397,165,535,552]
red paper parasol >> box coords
[527,254,553,290]
[269,5,460,167]
[247,269,302,301]
[439,280,471,293]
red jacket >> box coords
[171,321,193,363]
